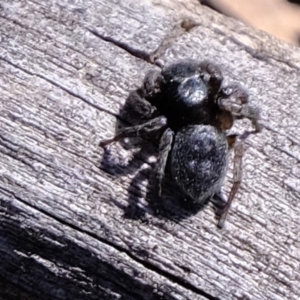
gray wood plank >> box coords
[0,0,299,299]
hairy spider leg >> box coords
[220,83,261,132]
[99,116,168,147]
[154,128,174,196]
[126,89,157,119]
[217,136,243,228]
[198,60,223,96]
[143,69,164,96]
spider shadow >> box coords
[100,91,215,224]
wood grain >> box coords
[0,0,300,299]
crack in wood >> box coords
[86,27,153,63]
[86,19,199,66]
[1,187,219,299]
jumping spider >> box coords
[100,60,261,228]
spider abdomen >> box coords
[171,125,228,204]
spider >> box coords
[100,60,261,228]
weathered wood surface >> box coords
[1,0,300,299]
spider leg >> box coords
[198,60,223,95]
[154,128,174,196]
[211,190,226,215]
[221,82,249,103]
[125,69,163,119]
[127,89,156,119]
[219,83,261,132]
[99,116,167,147]
[143,69,164,96]
[217,135,243,229]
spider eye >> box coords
[221,87,233,97]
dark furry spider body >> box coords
[100,60,261,228]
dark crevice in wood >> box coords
[86,27,153,63]
[0,57,36,77]
[1,188,219,300]
[273,145,300,163]
[0,276,43,300]
[0,222,154,300]
[86,19,199,66]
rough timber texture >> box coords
[0,0,300,299]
